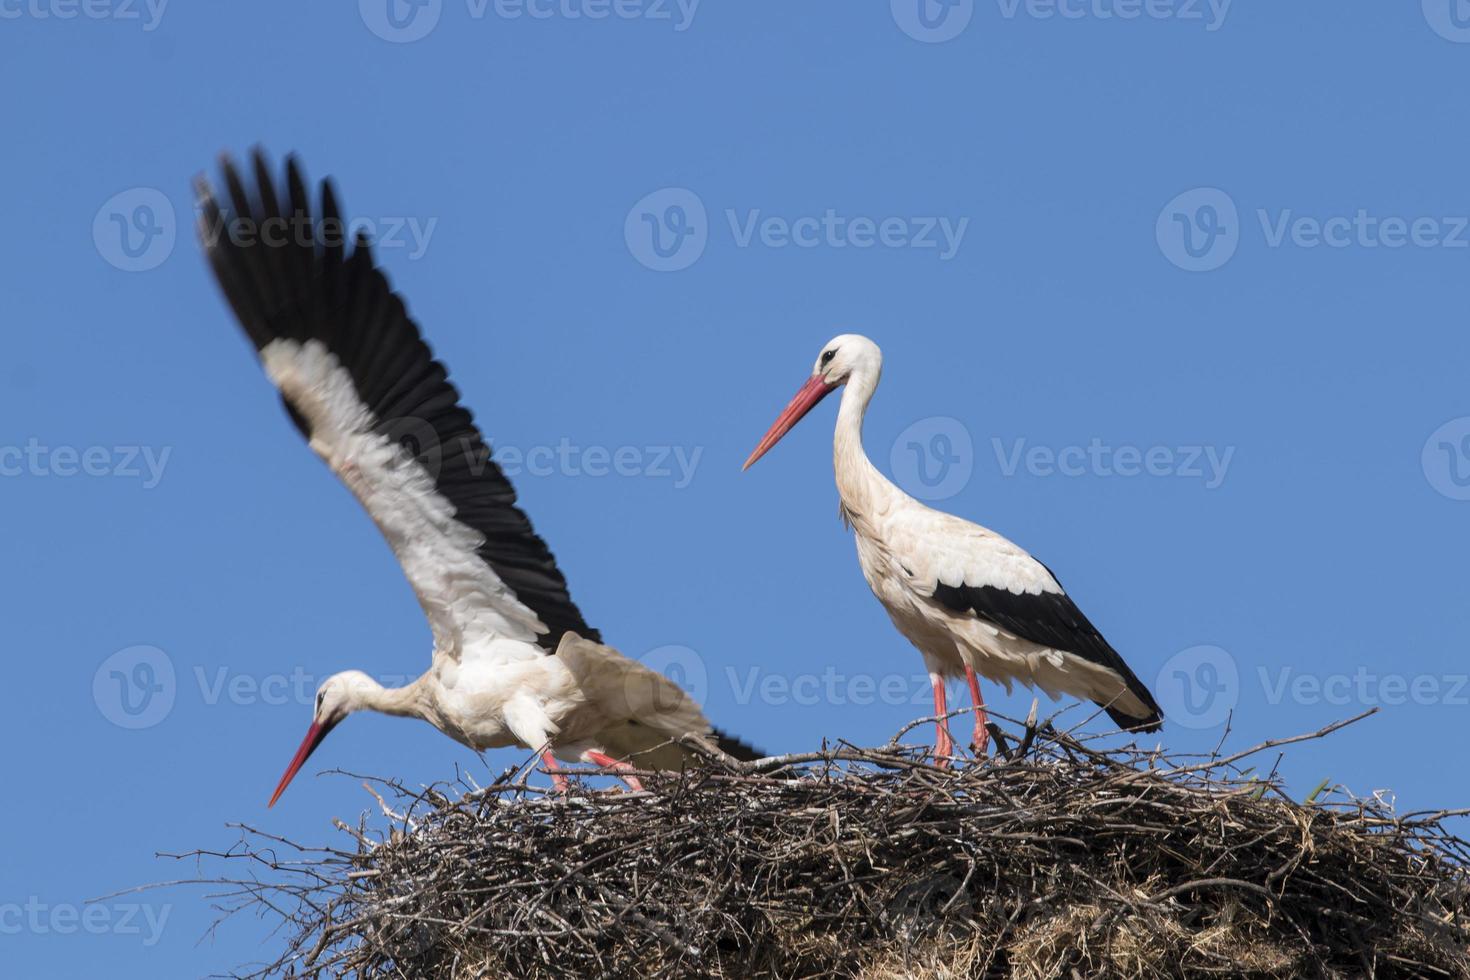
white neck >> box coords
[351,675,430,721]
[832,367,900,521]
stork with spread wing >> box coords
[196,152,759,805]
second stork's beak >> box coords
[267,718,338,808]
[743,375,837,470]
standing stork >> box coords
[743,335,1162,761]
[196,152,759,806]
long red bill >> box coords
[743,375,837,470]
[268,719,335,808]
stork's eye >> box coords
[820,349,836,366]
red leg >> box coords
[582,750,645,792]
[965,666,991,757]
[930,673,954,768]
[541,750,570,793]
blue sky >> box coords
[3,2,1470,975]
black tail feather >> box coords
[710,727,764,762]
[1106,703,1164,734]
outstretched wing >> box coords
[196,151,600,659]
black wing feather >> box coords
[932,578,1162,731]
[710,728,763,762]
[199,150,600,649]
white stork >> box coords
[195,152,759,806]
[743,335,1162,762]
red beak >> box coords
[743,376,838,470]
[268,719,336,808]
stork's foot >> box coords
[582,750,645,792]
[933,723,956,769]
[541,751,571,793]
[969,715,992,758]
[965,666,991,760]
[929,672,956,768]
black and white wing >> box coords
[895,510,1163,731]
[196,151,599,660]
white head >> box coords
[268,669,384,807]
[809,333,882,387]
[744,334,882,470]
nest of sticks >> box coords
[179,709,1470,979]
